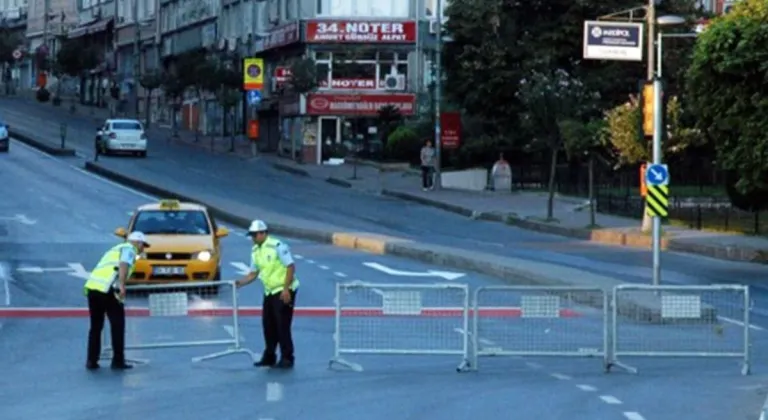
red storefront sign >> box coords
[254,22,300,53]
[440,111,461,149]
[306,93,416,116]
[305,20,417,43]
[275,67,292,85]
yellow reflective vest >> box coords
[84,243,136,294]
[252,236,299,296]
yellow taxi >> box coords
[114,199,229,285]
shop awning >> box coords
[68,17,114,39]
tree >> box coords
[686,0,768,210]
[139,69,163,129]
[285,56,318,160]
[160,71,188,138]
[560,118,606,227]
[214,64,242,152]
[517,69,596,221]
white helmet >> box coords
[247,219,268,233]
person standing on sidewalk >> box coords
[236,220,299,369]
[420,139,436,191]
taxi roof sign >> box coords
[158,199,181,209]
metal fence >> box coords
[328,282,471,372]
[100,280,258,365]
[608,284,751,375]
[471,286,609,370]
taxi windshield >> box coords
[132,210,211,235]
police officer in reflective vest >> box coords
[236,220,299,369]
[84,231,150,370]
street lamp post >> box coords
[433,0,443,190]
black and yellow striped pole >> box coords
[644,162,669,286]
[645,184,669,218]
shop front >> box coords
[304,92,416,164]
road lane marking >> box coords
[319,265,329,270]
[222,325,245,341]
[718,315,765,332]
[623,413,646,420]
[334,272,347,278]
[306,259,315,264]
[453,327,495,346]
[294,254,303,259]
[576,384,597,392]
[0,263,10,306]
[550,373,571,380]
[525,362,542,369]
[599,395,622,404]
[266,382,284,402]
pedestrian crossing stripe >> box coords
[645,184,669,217]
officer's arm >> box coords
[277,243,295,289]
[237,253,259,287]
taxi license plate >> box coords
[153,266,185,275]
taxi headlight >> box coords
[195,250,212,262]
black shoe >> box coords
[254,358,276,367]
[85,361,100,370]
[110,363,133,370]
[274,359,294,369]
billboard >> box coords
[583,21,644,61]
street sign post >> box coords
[246,89,262,106]
[583,21,644,61]
[644,162,670,287]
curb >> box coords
[382,189,768,265]
[10,129,76,156]
[325,177,352,188]
[82,160,718,323]
[760,394,768,420]
[271,162,310,177]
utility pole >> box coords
[433,0,443,190]
[646,0,662,288]
[133,0,141,117]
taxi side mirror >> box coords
[215,227,229,238]
[114,227,127,237]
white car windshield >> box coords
[112,122,142,130]
[132,210,211,235]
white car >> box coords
[95,119,148,157]
[0,122,8,152]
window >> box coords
[284,0,296,20]
[317,0,408,17]
[332,60,376,80]
[243,1,252,36]
[316,62,330,85]
[111,121,143,130]
[316,51,408,90]
[267,0,278,23]
[132,210,211,235]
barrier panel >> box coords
[471,286,609,370]
[609,284,751,375]
[328,282,471,372]
[100,280,258,364]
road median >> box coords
[382,189,768,265]
[11,129,76,156]
[83,160,718,324]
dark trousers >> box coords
[87,289,126,365]
[262,290,297,362]
[421,166,433,189]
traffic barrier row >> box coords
[97,280,751,376]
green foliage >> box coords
[686,0,768,201]
[287,57,318,94]
[559,118,605,160]
[386,126,421,162]
[139,69,163,91]
[161,71,186,109]
[56,39,99,77]
[602,95,704,167]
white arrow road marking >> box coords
[15,214,37,225]
[363,262,465,280]
[718,315,764,332]
[17,266,72,273]
[66,263,90,280]
[222,325,245,341]
[230,262,251,276]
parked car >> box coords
[95,118,147,157]
[0,121,9,152]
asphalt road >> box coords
[1,101,768,418]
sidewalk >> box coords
[268,159,768,264]
[7,95,768,264]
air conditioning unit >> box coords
[383,74,405,91]
[429,19,440,34]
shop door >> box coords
[318,116,340,163]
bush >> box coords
[386,126,421,163]
[36,87,50,103]
[450,135,513,170]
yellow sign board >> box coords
[243,58,264,90]
[642,82,655,137]
[645,185,669,217]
